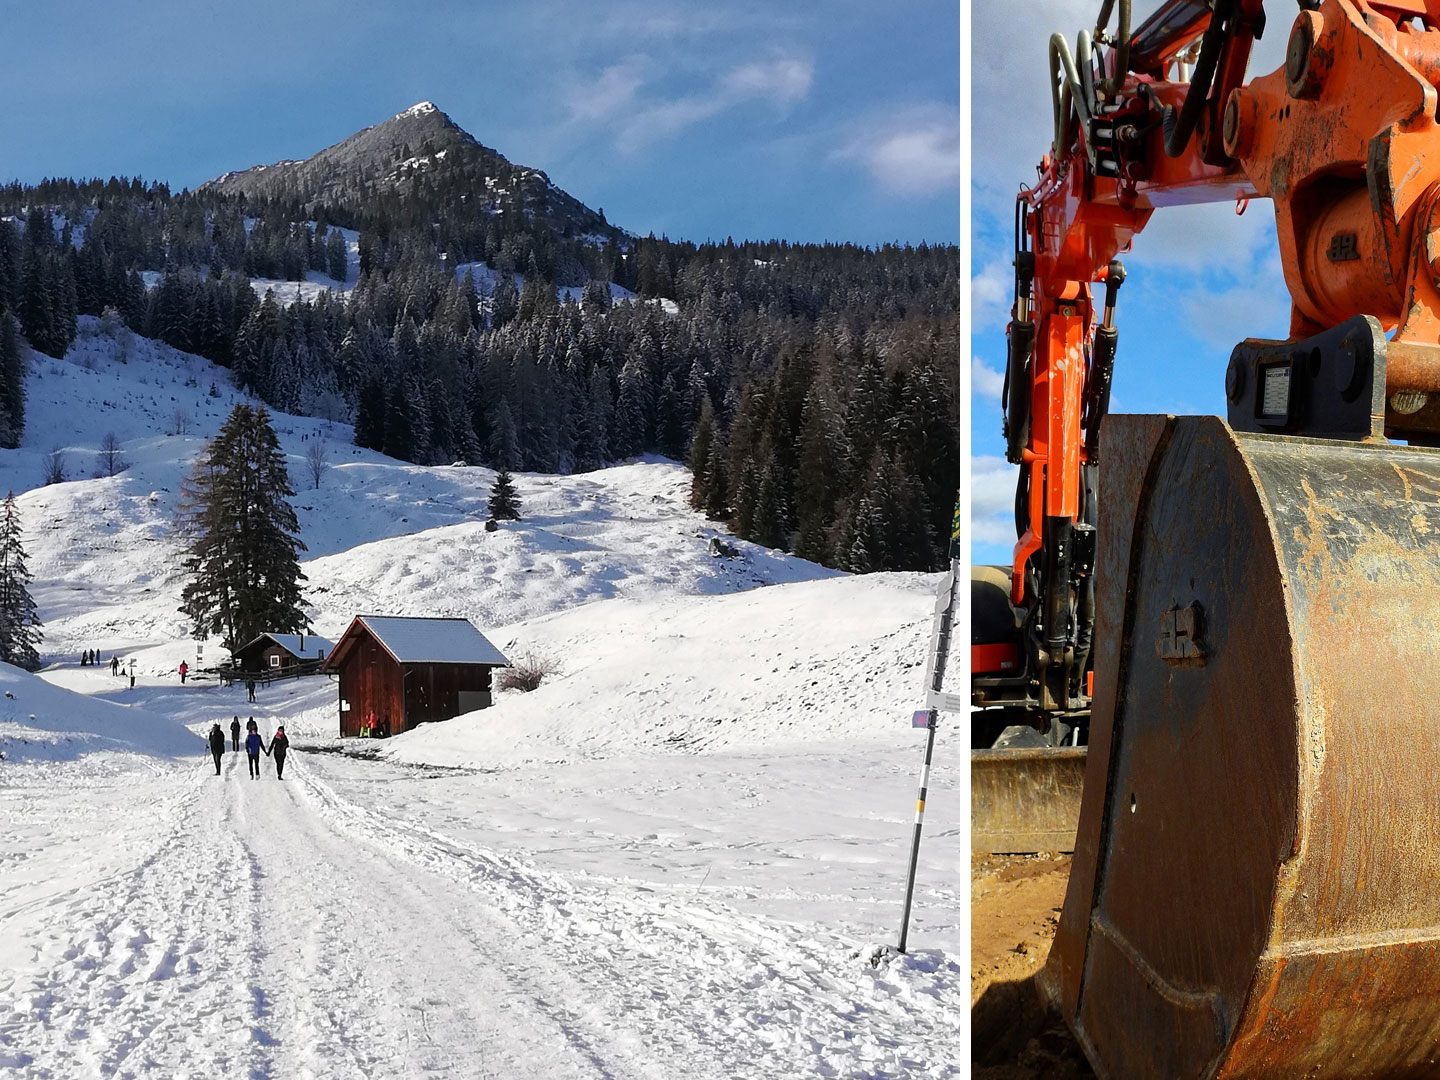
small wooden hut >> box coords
[232,632,335,675]
[321,616,510,737]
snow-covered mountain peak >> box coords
[202,102,617,241]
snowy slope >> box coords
[388,573,938,766]
[8,319,835,661]
[0,662,193,762]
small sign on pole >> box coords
[912,709,931,729]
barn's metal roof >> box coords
[354,616,510,666]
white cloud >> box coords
[721,56,812,104]
[1179,252,1291,348]
[567,57,652,122]
[836,105,958,198]
[973,356,1005,401]
[570,52,814,150]
[971,257,1010,330]
[971,455,1019,547]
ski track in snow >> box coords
[0,749,960,1079]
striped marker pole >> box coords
[897,708,939,955]
[895,525,958,955]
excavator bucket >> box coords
[1041,414,1440,1078]
[971,563,1087,854]
[972,745,1086,854]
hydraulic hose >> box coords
[1164,0,1232,157]
[1005,315,1035,464]
[1094,0,1132,99]
[1049,30,1096,157]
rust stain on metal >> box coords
[1045,416,1440,1077]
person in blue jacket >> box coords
[245,727,264,778]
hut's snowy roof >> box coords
[354,616,509,666]
[266,633,334,660]
[237,632,335,660]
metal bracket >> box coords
[1157,602,1206,665]
[1224,315,1386,440]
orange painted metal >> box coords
[971,642,1023,674]
[1009,0,1440,608]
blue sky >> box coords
[969,1,1292,564]
[1,0,958,247]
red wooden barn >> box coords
[322,616,510,737]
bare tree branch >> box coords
[97,432,127,478]
[304,438,329,490]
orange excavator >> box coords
[976,0,1440,1073]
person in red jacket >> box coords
[179,660,189,683]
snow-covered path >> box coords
[1,748,962,1079]
[3,753,651,1079]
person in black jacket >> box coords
[206,723,225,775]
[268,725,290,779]
[230,716,241,752]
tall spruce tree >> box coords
[687,399,716,510]
[353,377,387,450]
[0,314,25,449]
[488,469,522,521]
[327,229,348,283]
[179,404,308,650]
[0,493,42,670]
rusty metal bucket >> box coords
[1041,414,1440,1078]
[972,746,1087,854]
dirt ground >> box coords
[971,854,1094,1078]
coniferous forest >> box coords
[0,173,957,572]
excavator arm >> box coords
[976,0,1440,727]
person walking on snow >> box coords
[246,678,256,703]
[207,723,225,775]
[179,660,188,684]
[245,726,264,779]
[110,655,119,676]
[230,716,241,752]
[268,725,290,779]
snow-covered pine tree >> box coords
[0,492,43,670]
[488,469,521,521]
[488,399,519,469]
[179,404,308,650]
[353,377,387,450]
[327,229,348,283]
[0,220,19,313]
[703,431,729,521]
[0,313,25,449]
[793,370,851,563]
[383,385,414,460]
[614,355,652,456]
[687,399,716,510]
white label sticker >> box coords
[1262,366,1290,418]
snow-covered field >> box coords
[0,323,961,1077]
